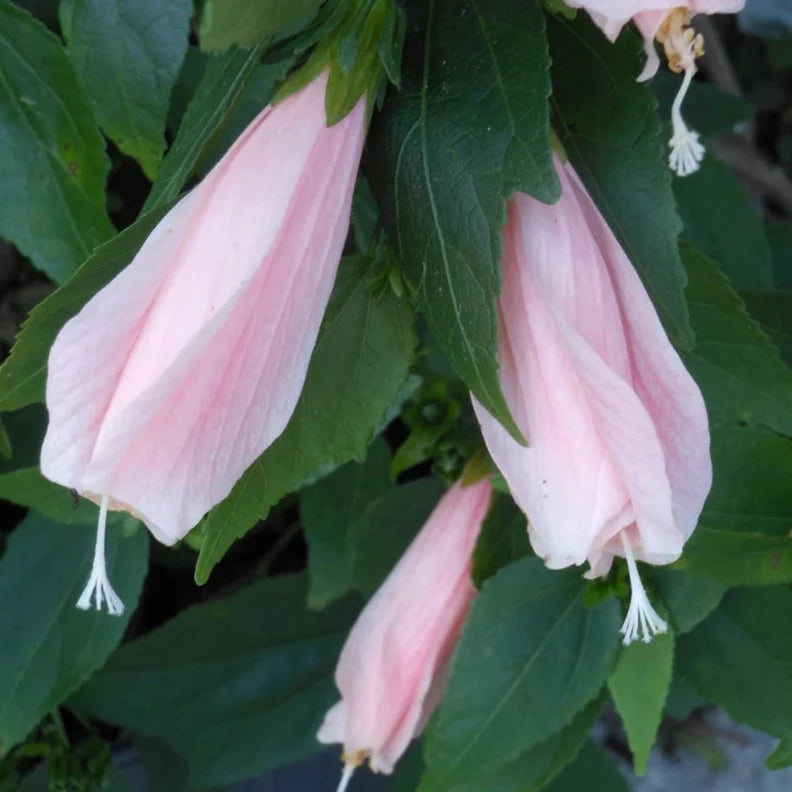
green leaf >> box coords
[60,0,191,180]
[0,205,170,412]
[741,288,792,368]
[679,424,792,585]
[0,468,98,524]
[767,736,792,771]
[143,46,268,212]
[0,515,148,751]
[768,221,792,288]
[647,567,727,634]
[352,477,445,598]
[0,416,10,459]
[441,694,604,792]
[0,404,47,473]
[548,15,692,347]
[387,741,426,792]
[417,557,621,789]
[70,574,358,788]
[0,0,112,283]
[471,493,530,587]
[195,256,417,584]
[675,154,774,290]
[369,0,559,439]
[542,741,629,792]
[681,245,792,434]
[198,0,322,52]
[608,630,674,775]
[300,437,392,608]
[677,586,792,738]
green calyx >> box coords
[274,0,406,126]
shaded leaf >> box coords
[675,153,773,290]
[542,741,629,792]
[60,0,192,179]
[680,424,792,585]
[352,477,445,598]
[369,0,559,438]
[741,289,792,367]
[0,404,47,474]
[0,515,148,750]
[199,0,322,52]
[682,245,792,434]
[677,586,792,738]
[70,574,359,788]
[648,567,727,634]
[418,557,620,789]
[548,14,692,346]
[0,0,112,282]
[0,467,98,524]
[441,694,604,792]
[301,437,392,608]
[0,416,10,460]
[652,72,754,138]
[471,493,530,587]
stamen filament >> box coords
[336,763,356,792]
[619,532,667,645]
[668,61,705,176]
[76,494,125,616]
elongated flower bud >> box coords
[41,71,367,613]
[473,154,711,644]
[318,477,493,782]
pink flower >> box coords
[41,71,366,615]
[564,0,745,175]
[473,155,711,644]
[317,477,492,784]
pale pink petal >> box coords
[474,155,710,576]
[566,163,711,544]
[473,199,633,569]
[41,71,367,544]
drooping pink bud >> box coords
[41,71,367,614]
[563,0,745,174]
[317,477,493,785]
[473,154,711,644]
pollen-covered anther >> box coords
[335,750,366,792]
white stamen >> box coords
[619,532,666,645]
[335,763,356,792]
[76,494,125,616]
[668,67,704,177]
